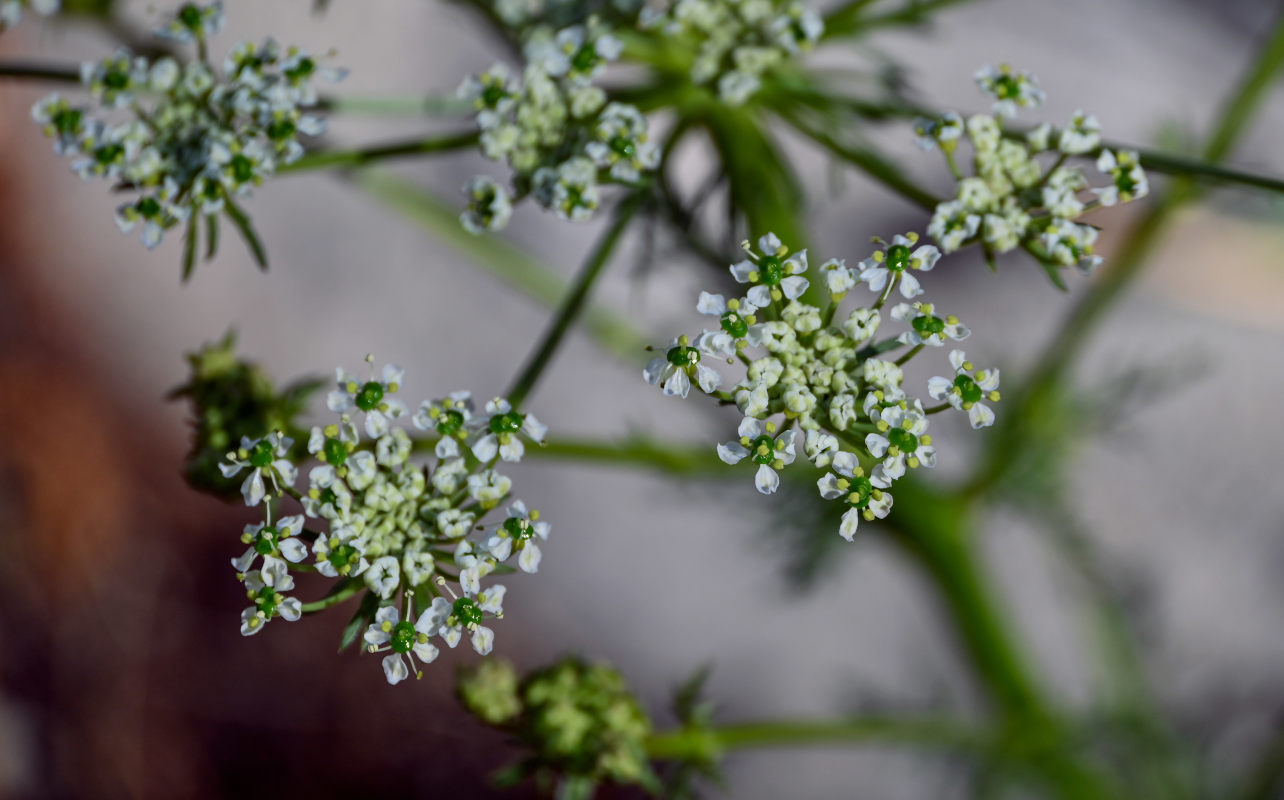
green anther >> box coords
[665,345,700,367]
[266,118,296,140]
[609,136,636,159]
[230,154,255,183]
[53,109,81,137]
[248,439,275,468]
[912,315,946,336]
[721,311,749,338]
[453,597,484,627]
[751,434,776,466]
[355,381,384,411]
[390,620,417,654]
[886,244,911,272]
[759,254,783,285]
[846,476,874,508]
[178,4,203,29]
[488,411,525,435]
[323,437,347,466]
[327,543,356,570]
[504,517,534,542]
[437,408,465,436]
[954,374,983,405]
[571,45,597,73]
[137,196,161,218]
[887,427,919,453]
[254,526,278,555]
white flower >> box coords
[717,417,798,495]
[219,431,296,506]
[1058,110,1101,155]
[231,513,306,573]
[974,64,1044,118]
[468,469,512,509]
[426,584,506,655]
[472,397,547,463]
[484,500,550,574]
[816,452,893,541]
[865,402,936,481]
[239,556,301,636]
[644,335,722,398]
[365,555,401,599]
[892,302,969,347]
[859,234,940,300]
[928,200,981,253]
[413,390,474,459]
[1094,149,1148,206]
[312,525,369,578]
[928,349,1001,429]
[327,360,406,438]
[730,233,809,307]
[819,258,856,297]
[364,605,440,685]
[461,175,513,233]
[804,428,839,468]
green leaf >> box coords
[222,197,269,271]
[338,589,378,652]
[181,215,199,283]
[204,213,219,261]
[673,664,714,726]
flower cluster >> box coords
[222,356,552,686]
[647,232,1000,541]
[641,0,823,105]
[30,2,342,253]
[0,0,56,30]
[457,17,658,232]
[914,64,1148,278]
[458,658,658,794]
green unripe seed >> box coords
[954,374,983,404]
[759,254,783,285]
[390,620,417,654]
[721,311,748,338]
[751,434,776,465]
[248,439,275,468]
[254,526,278,555]
[665,345,700,367]
[504,516,534,542]
[437,408,465,436]
[453,597,484,627]
[912,315,946,336]
[887,427,918,453]
[323,437,347,466]
[489,411,524,435]
[886,244,911,272]
[355,381,384,411]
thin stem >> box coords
[645,717,989,761]
[0,60,82,83]
[277,130,479,174]
[505,189,648,408]
[893,343,923,366]
[300,582,363,614]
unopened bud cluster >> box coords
[648,232,1000,541]
[458,658,658,793]
[915,64,1148,277]
[30,2,342,250]
[221,356,553,686]
[458,16,657,232]
[641,0,823,105]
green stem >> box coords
[645,717,989,761]
[0,60,81,82]
[277,130,479,174]
[300,582,363,613]
[505,190,647,408]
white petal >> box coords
[518,542,542,573]
[383,654,409,685]
[697,291,726,315]
[780,276,809,299]
[839,508,861,542]
[754,464,780,495]
[472,434,499,462]
[717,441,749,465]
[470,626,495,656]
[643,357,667,385]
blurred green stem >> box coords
[277,130,479,173]
[506,189,648,408]
[646,716,989,760]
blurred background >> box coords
[2,0,1284,797]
